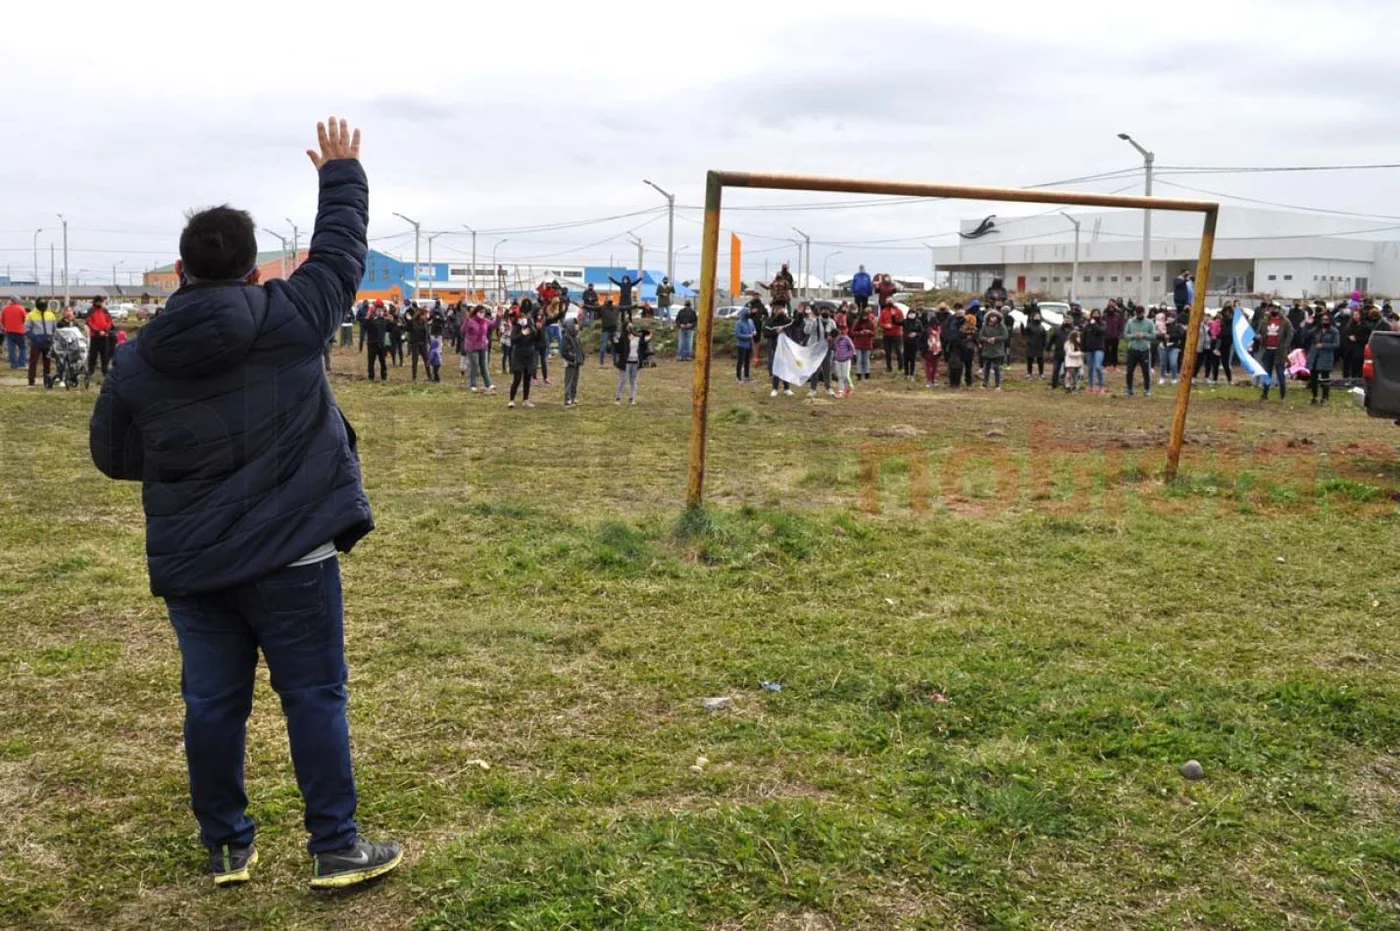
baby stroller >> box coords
[52,324,89,390]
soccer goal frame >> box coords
[686,170,1220,508]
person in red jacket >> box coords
[877,300,904,374]
[2,297,26,370]
[851,308,877,380]
[874,273,898,306]
[85,296,115,377]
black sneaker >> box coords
[309,837,403,889]
[209,843,258,887]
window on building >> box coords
[1083,276,1091,283]
[1125,276,1133,282]
[1153,275,1161,282]
[449,266,467,277]
[1097,276,1105,282]
[1283,274,1293,281]
[1267,275,1277,281]
[1039,277,1048,283]
[1313,275,1318,281]
[381,269,389,281]
[1110,276,1119,282]
[1052,277,1061,283]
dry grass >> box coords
[0,343,1398,929]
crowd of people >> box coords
[10,261,1397,409]
[345,274,692,407]
[728,262,1400,404]
[2,294,123,388]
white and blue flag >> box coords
[1232,307,1270,385]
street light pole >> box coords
[426,232,446,302]
[1118,132,1155,307]
[643,179,676,286]
[822,251,843,291]
[791,227,811,301]
[284,218,300,276]
[32,228,42,287]
[261,229,291,279]
[1060,212,1081,304]
[923,242,937,284]
[627,234,644,284]
[492,239,508,304]
[56,214,69,307]
[393,212,422,304]
[462,225,477,302]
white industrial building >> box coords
[930,206,1400,304]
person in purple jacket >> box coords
[460,304,495,392]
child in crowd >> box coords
[1064,331,1084,393]
[923,321,942,388]
[833,326,856,397]
[427,334,443,382]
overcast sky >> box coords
[5,0,1400,289]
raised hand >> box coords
[306,115,362,170]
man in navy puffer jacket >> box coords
[89,117,401,890]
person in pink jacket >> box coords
[460,305,496,392]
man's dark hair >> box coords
[179,205,258,281]
[36,298,48,311]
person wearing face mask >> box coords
[1258,304,1293,402]
[1306,311,1340,404]
[1123,305,1155,397]
[1082,309,1107,394]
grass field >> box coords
[2,342,1399,930]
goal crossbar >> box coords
[687,170,1220,507]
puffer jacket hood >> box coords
[138,282,266,379]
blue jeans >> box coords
[856,349,871,376]
[1158,346,1180,380]
[600,328,616,365]
[1087,349,1105,389]
[677,328,695,360]
[546,324,562,356]
[468,349,492,388]
[6,332,25,369]
[164,558,358,855]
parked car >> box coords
[1364,330,1400,421]
[715,305,746,320]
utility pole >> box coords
[1118,133,1154,307]
[50,243,55,294]
[643,179,676,286]
[1060,213,1081,304]
[57,213,69,307]
[32,228,42,287]
[792,227,811,301]
[426,232,446,302]
[393,213,421,304]
[462,224,477,301]
[923,243,936,283]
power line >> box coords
[1156,163,1400,175]
[1154,180,1400,222]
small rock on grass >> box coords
[1180,760,1205,781]
[702,697,732,712]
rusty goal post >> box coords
[686,170,1220,508]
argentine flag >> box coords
[1232,307,1270,386]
